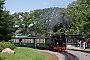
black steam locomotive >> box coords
[46,34,66,51]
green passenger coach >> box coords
[11,36,49,49]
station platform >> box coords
[67,45,90,51]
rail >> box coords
[60,51,79,60]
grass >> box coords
[0,47,47,60]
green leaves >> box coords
[11,7,68,36]
[0,0,13,41]
[67,0,90,35]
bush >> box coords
[0,42,16,52]
[0,46,3,52]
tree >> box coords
[10,7,69,36]
[0,0,11,41]
[53,23,63,32]
[29,9,45,36]
[0,0,13,41]
[67,0,90,35]
[18,12,31,34]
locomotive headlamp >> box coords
[60,35,61,37]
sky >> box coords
[5,0,76,14]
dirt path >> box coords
[42,52,58,60]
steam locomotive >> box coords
[47,34,66,51]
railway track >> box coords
[60,51,79,60]
[66,48,90,60]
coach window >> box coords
[39,39,41,43]
[25,39,27,43]
[40,39,44,43]
[30,39,34,43]
[26,39,29,43]
[24,39,26,43]
[15,39,17,42]
[29,39,31,43]
[26,39,28,43]
[14,39,16,42]
[16,39,19,42]
[25,39,26,42]
[22,39,25,43]
[27,39,30,43]
[36,39,39,43]
[28,39,30,43]
[43,39,45,43]
[13,39,15,42]
[15,39,18,42]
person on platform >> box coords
[82,41,86,49]
[79,40,82,48]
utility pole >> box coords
[34,39,36,49]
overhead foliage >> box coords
[11,7,68,36]
[67,0,90,35]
